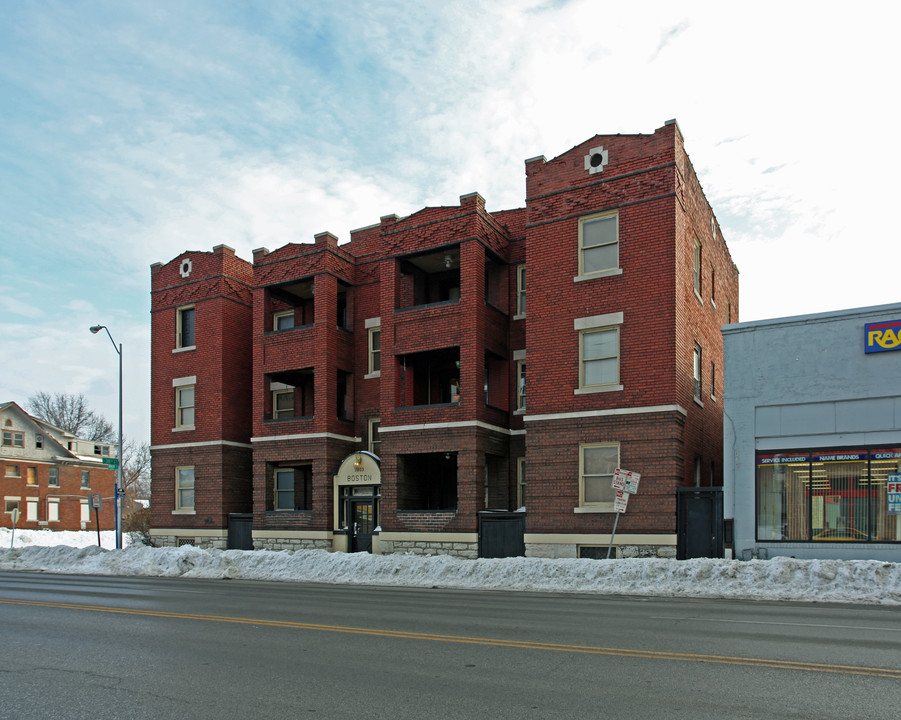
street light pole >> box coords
[90,324,123,550]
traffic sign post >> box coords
[607,469,641,559]
[9,507,19,549]
[91,494,103,547]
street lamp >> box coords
[89,324,123,550]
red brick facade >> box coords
[149,121,738,557]
[1,403,116,533]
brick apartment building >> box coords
[1,402,116,533]
[149,120,738,558]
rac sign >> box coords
[865,319,901,354]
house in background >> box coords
[1,402,116,532]
[724,303,901,561]
[150,120,738,558]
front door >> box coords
[349,499,374,553]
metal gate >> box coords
[676,488,724,559]
[227,513,254,550]
[478,511,525,558]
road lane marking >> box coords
[652,616,901,633]
[3,597,900,679]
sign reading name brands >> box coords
[865,319,901,354]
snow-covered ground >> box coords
[2,528,900,605]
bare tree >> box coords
[27,391,116,442]
[121,438,151,508]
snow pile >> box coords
[1,529,899,605]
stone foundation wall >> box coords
[378,539,478,559]
[253,537,331,552]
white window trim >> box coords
[368,417,381,455]
[274,467,295,511]
[514,264,526,320]
[273,309,294,331]
[575,313,624,394]
[174,381,196,430]
[175,465,195,512]
[577,442,619,512]
[272,388,294,419]
[693,238,703,304]
[576,210,621,281]
[516,359,526,412]
[175,304,196,351]
[516,457,526,509]
[366,326,381,378]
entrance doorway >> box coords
[349,498,374,553]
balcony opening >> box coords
[484,252,506,312]
[267,278,314,331]
[337,282,350,331]
[397,347,460,407]
[267,369,314,419]
[396,245,460,310]
[484,454,510,510]
[484,352,507,410]
[398,452,457,511]
[337,369,352,421]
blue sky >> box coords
[2,0,899,444]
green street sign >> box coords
[102,457,119,469]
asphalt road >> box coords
[1,571,900,720]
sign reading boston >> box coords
[865,319,901,354]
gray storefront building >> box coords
[724,303,901,561]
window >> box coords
[6,499,20,514]
[578,211,619,277]
[517,360,526,410]
[693,345,703,400]
[580,443,619,508]
[35,434,43,449]
[368,418,381,456]
[81,470,90,488]
[710,361,717,400]
[26,467,36,485]
[5,464,20,477]
[580,327,619,388]
[94,445,102,455]
[272,389,294,419]
[516,264,526,316]
[273,310,294,331]
[274,466,312,511]
[517,457,526,509]
[176,306,195,349]
[27,498,38,522]
[756,450,901,543]
[693,238,702,298]
[337,371,350,420]
[710,268,716,305]
[176,467,195,511]
[48,467,59,486]
[48,498,59,523]
[80,500,90,524]
[368,328,381,375]
[2,431,24,448]
[176,385,195,428]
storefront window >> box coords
[756,454,809,541]
[810,451,869,541]
[755,448,901,542]
[870,449,901,542]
